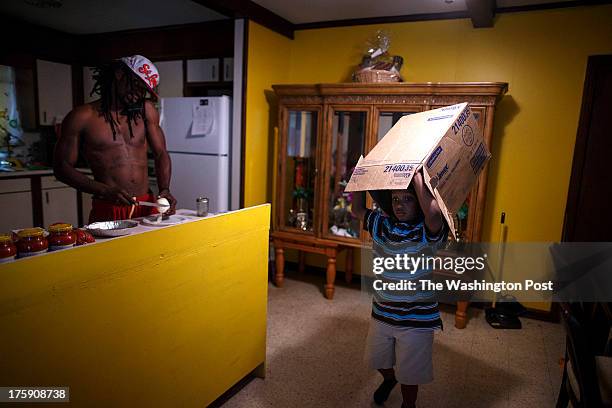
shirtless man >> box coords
[54,55,176,223]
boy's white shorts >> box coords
[365,318,435,385]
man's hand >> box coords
[101,185,136,205]
[158,189,177,216]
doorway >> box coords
[563,55,612,242]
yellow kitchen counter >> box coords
[0,204,270,407]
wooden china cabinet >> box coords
[271,82,508,328]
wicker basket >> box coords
[353,69,401,83]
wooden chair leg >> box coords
[455,301,469,329]
[274,247,285,287]
[298,251,305,274]
[345,248,353,284]
[325,254,337,300]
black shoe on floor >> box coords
[373,378,397,405]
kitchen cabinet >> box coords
[0,179,33,232]
[155,60,183,97]
[41,176,78,227]
[271,82,508,327]
[0,172,91,230]
[83,66,96,103]
[14,67,37,130]
[186,58,219,82]
[222,58,233,81]
[81,192,93,225]
[36,59,73,125]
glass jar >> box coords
[0,234,17,263]
[48,223,76,251]
[17,228,49,258]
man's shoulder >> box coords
[62,103,99,130]
[144,99,158,112]
[69,103,98,120]
[144,99,160,121]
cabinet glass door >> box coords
[377,110,418,141]
[281,110,318,233]
[326,110,367,240]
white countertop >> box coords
[90,209,205,239]
[6,208,226,264]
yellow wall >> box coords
[0,205,270,407]
[245,6,612,242]
[244,21,293,207]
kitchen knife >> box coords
[137,201,170,209]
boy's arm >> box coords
[412,169,444,235]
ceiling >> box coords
[0,0,581,35]
[0,0,227,34]
[251,0,575,25]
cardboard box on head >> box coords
[345,103,490,239]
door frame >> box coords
[562,55,612,242]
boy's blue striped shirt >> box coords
[365,209,447,330]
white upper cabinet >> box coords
[83,66,97,103]
[155,60,184,97]
[36,59,73,125]
[186,59,219,83]
[223,58,233,82]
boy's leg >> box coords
[400,384,418,408]
[378,368,396,381]
[374,368,398,404]
[394,329,434,407]
[365,319,397,404]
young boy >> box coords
[350,169,447,408]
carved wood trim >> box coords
[325,94,498,106]
[278,96,323,105]
[273,82,508,98]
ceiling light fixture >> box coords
[24,0,63,8]
[445,0,454,3]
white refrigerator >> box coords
[160,96,231,213]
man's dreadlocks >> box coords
[90,61,148,140]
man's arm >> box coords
[145,101,176,215]
[54,107,135,205]
[412,168,444,235]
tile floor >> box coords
[221,271,565,408]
